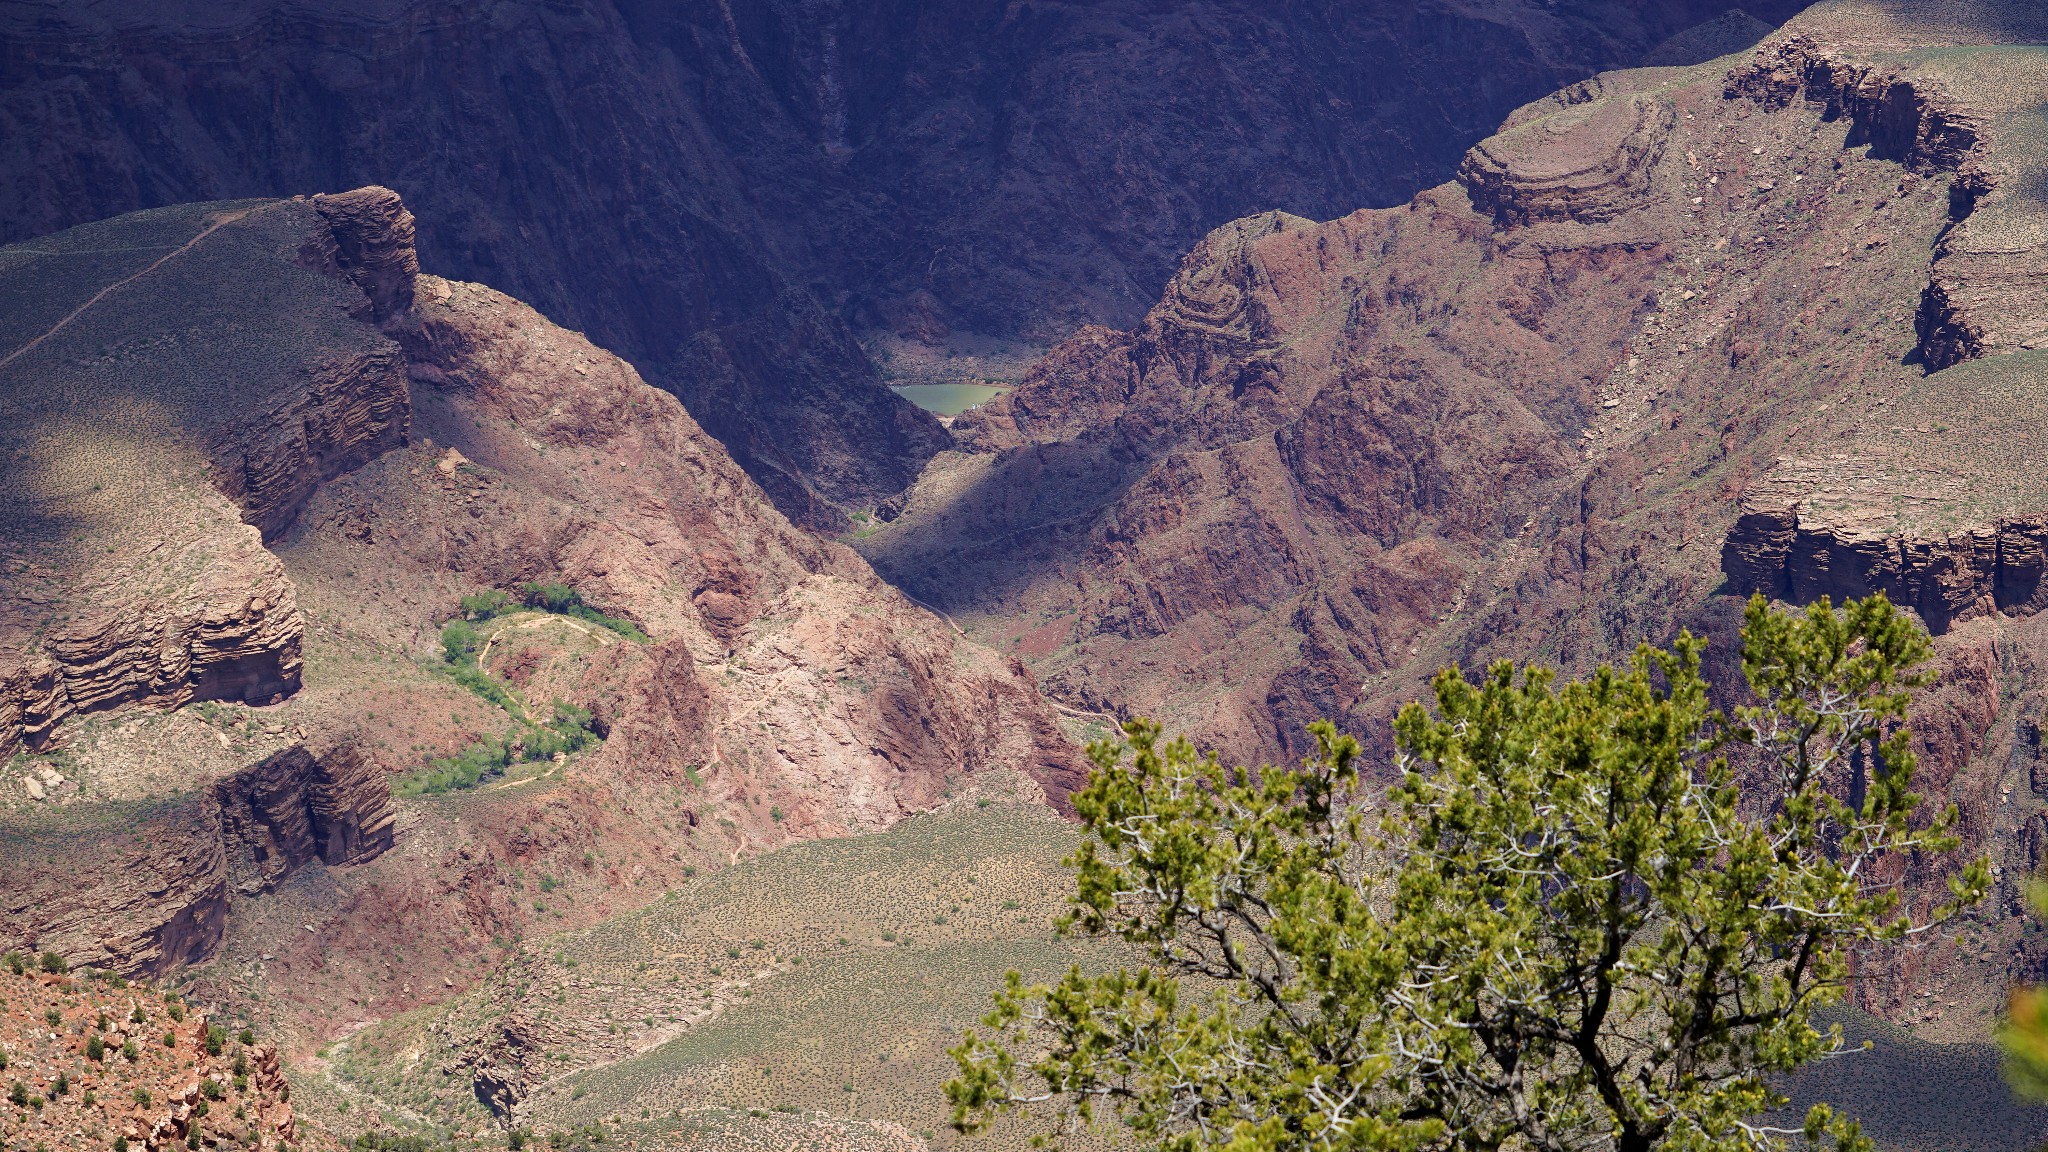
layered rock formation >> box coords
[1720,352,2048,631]
[0,192,423,760]
[0,730,390,976]
[0,0,1803,526]
[0,185,1079,1086]
[858,0,2048,1041]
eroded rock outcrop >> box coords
[1728,29,2048,370]
[1722,351,2048,632]
[1460,87,1678,227]
[0,511,304,760]
[0,193,422,759]
[0,731,388,975]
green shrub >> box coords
[205,1025,226,1057]
[37,952,65,975]
[440,620,481,665]
[449,663,519,712]
[43,1008,59,1028]
[121,1041,138,1062]
[516,582,648,641]
[134,1089,151,1107]
[459,589,515,621]
[400,700,601,796]
[85,1035,103,1062]
[9,1082,26,1107]
[1,953,22,976]
[519,581,580,614]
[50,1073,66,1097]
[238,1027,254,1045]
[201,1079,224,1101]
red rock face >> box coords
[0,0,1801,526]
[868,0,2048,758]
[867,0,2048,1028]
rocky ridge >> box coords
[0,183,1081,1130]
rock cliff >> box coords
[0,0,1804,526]
[0,190,429,761]
[860,0,2048,1041]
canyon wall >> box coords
[0,0,1802,526]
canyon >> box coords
[853,0,2048,1039]
[0,0,1802,528]
[8,0,2048,1147]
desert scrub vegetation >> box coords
[951,594,1987,1152]
[455,582,648,642]
[331,805,1097,1142]
[405,591,611,796]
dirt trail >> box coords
[0,207,257,371]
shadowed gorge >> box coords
[0,0,1805,528]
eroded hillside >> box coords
[0,188,1081,1126]
[854,0,2048,1036]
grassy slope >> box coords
[316,798,2048,1152]
[325,805,1115,1150]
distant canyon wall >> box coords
[0,0,1802,525]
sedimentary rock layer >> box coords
[0,731,389,975]
[0,191,419,759]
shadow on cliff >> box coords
[862,435,1140,615]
